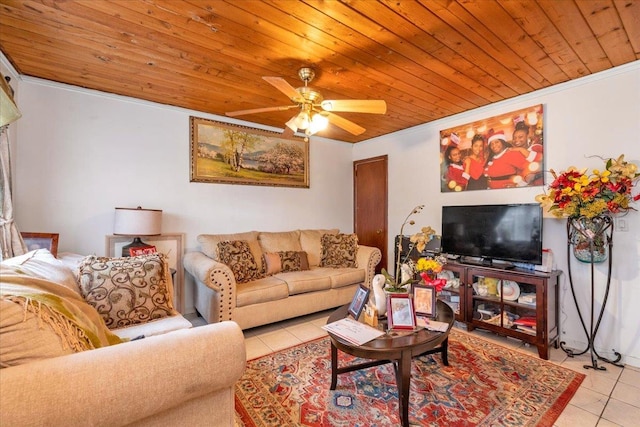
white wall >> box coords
[11,77,355,315]
[7,51,640,367]
[354,61,640,367]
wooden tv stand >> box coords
[440,262,561,359]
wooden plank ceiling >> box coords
[0,0,638,143]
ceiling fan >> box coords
[225,67,387,137]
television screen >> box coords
[441,203,543,265]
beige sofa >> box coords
[0,250,246,426]
[184,229,382,329]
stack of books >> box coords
[513,316,536,335]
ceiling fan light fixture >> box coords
[285,116,298,132]
[308,112,329,134]
[293,111,310,130]
[228,67,386,137]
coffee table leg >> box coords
[441,337,449,366]
[395,351,412,427]
[330,343,338,390]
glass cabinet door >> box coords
[503,279,538,337]
[437,266,464,320]
[469,271,538,337]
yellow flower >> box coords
[415,257,443,273]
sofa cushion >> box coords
[236,276,289,307]
[274,269,332,295]
[217,240,263,283]
[262,251,309,275]
[316,266,366,289]
[112,315,193,340]
[0,298,75,367]
[320,233,359,268]
[262,252,282,275]
[1,249,81,295]
[77,254,175,329]
[299,229,339,267]
[198,231,263,272]
[258,230,302,253]
[0,268,123,368]
[279,251,309,272]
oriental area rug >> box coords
[235,330,584,427]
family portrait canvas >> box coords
[439,105,544,192]
[190,117,309,188]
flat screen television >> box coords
[441,203,543,266]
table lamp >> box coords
[113,206,162,256]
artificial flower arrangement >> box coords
[382,204,450,293]
[415,255,448,292]
[383,205,425,293]
[415,257,444,277]
[536,154,640,219]
[410,226,437,252]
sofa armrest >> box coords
[184,251,237,323]
[357,245,382,288]
[184,251,236,292]
[0,321,246,427]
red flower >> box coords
[606,201,620,213]
[419,272,446,292]
[582,185,599,198]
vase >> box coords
[371,274,388,315]
[569,215,612,263]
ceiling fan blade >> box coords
[226,105,298,117]
[320,99,387,114]
[282,126,295,138]
[325,112,366,136]
[262,76,302,101]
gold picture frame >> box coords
[21,232,59,257]
[412,283,437,318]
[190,117,309,188]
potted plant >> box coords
[380,267,411,293]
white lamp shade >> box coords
[114,207,162,236]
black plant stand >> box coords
[560,215,622,370]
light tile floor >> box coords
[186,311,640,427]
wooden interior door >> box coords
[354,155,388,272]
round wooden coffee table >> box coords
[326,299,454,427]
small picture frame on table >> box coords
[21,232,59,257]
[413,283,437,318]
[348,284,370,320]
[387,293,416,330]
[129,246,157,256]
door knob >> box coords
[376,229,382,234]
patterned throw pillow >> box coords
[278,251,310,272]
[217,240,263,283]
[77,253,174,329]
[262,251,310,275]
[320,233,359,268]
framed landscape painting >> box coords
[190,117,309,188]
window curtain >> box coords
[0,125,26,260]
